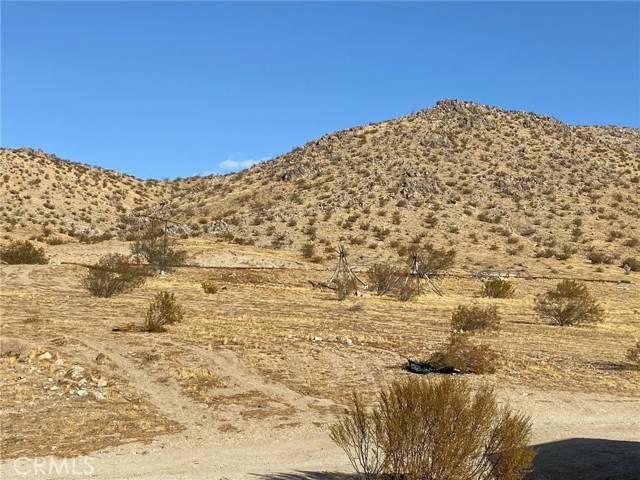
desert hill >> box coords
[2,100,639,267]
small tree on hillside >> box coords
[130,218,187,272]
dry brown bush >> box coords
[451,304,501,333]
[130,219,187,272]
[201,279,218,294]
[627,341,640,367]
[396,275,422,301]
[330,377,534,480]
[535,280,604,326]
[367,263,402,296]
[83,253,149,297]
[426,334,498,374]
[300,242,316,259]
[334,277,358,301]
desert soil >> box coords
[1,240,639,479]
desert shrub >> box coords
[330,377,533,480]
[621,257,639,272]
[412,244,456,276]
[482,278,515,298]
[201,279,218,294]
[627,341,640,367]
[554,244,575,261]
[335,276,358,301]
[301,242,316,259]
[0,241,48,265]
[367,263,402,296]
[130,219,187,272]
[396,275,422,301]
[426,334,498,373]
[143,291,184,332]
[535,280,604,326]
[451,304,501,332]
[83,254,148,297]
[587,250,613,265]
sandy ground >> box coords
[1,240,639,479]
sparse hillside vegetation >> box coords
[0,240,48,264]
[2,100,638,269]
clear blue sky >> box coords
[2,2,638,179]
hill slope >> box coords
[2,100,639,265]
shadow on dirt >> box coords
[529,437,640,480]
[258,438,640,480]
[256,473,356,480]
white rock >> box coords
[94,390,106,401]
[38,352,52,361]
[97,378,108,388]
[67,366,85,380]
[76,389,88,397]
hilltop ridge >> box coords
[2,100,638,266]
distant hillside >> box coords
[2,100,639,266]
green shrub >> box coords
[451,304,501,333]
[482,278,515,298]
[587,250,613,265]
[144,291,184,332]
[83,254,148,297]
[535,280,604,326]
[0,241,48,265]
[622,257,640,272]
[330,377,533,480]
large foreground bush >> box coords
[0,241,48,265]
[535,279,603,326]
[330,377,534,480]
[83,254,149,297]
